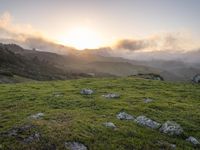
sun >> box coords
[57,27,103,50]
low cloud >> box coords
[115,32,199,52]
[115,39,150,51]
[0,12,75,54]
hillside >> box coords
[0,44,111,82]
[0,43,159,82]
[0,77,199,149]
[1,43,200,82]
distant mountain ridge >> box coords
[0,43,199,83]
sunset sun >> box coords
[58,27,103,50]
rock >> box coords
[102,93,120,99]
[135,116,161,129]
[53,92,64,97]
[80,89,94,95]
[156,141,176,149]
[65,142,87,150]
[131,73,164,81]
[23,132,40,143]
[186,136,200,145]
[0,125,40,143]
[144,98,153,103]
[103,122,116,129]
[116,112,135,120]
[159,121,183,136]
[30,112,44,119]
[192,74,200,83]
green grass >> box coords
[0,77,200,150]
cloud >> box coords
[114,32,199,52]
[0,12,76,54]
[115,39,150,51]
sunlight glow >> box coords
[57,27,104,50]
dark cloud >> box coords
[116,39,149,51]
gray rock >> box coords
[53,92,64,97]
[144,98,153,103]
[135,116,161,129]
[157,141,176,149]
[192,74,200,83]
[80,89,94,95]
[103,122,116,129]
[159,121,183,136]
[65,142,87,150]
[0,125,40,143]
[102,93,120,98]
[116,112,135,120]
[30,113,44,119]
[23,132,40,143]
[186,136,200,145]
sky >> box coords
[0,0,200,50]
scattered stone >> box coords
[29,112,44,119]
[0,125,40,143]
[102,93,120,99]
[53,92,64,97]
[130,73,164,81]
[186,136,200,145]
[116,112,135,120]
[159,121,183,136]
[135,116,161,129]
[192,74,200,83]
[65,142,87,150]
[23,132,40,143]
[156,141,176,149]
[80,89,94,95]
[103,122,116,129]
[144,98,153,103]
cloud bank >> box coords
[0,12,200,62]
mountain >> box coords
[0,43,159,83]
[0,43,98,82]
[1,43,199,83]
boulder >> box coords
[159,121,183,136]
[135,116,161,129]
[116,112,135,120]
[103,122,116,129]
[192,74,200,83]
[65,142,87,150]
[186,136,200,145]
[80,89,94,95]
[102,93,120,99]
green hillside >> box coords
[0,77,200,149]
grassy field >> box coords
[0,77,200,150]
